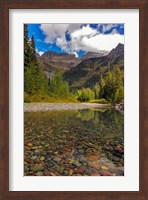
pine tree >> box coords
[24,24,31,68]
[24,24,48,96]
[48,72,70,98]
[30,36,37,64]
[103,71,116,102]
[115,67,123,88]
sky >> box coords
[28,24,124,57]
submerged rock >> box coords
[30,164,44,172]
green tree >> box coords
[49,72,70,98]
[99,73,105,98]
[114,67,124,102]
[94,83,100,99]
[30,36,37,64]
[103,68,124,103]
[24,24,31,68]
[103,71,116,102]
[114,86,124,103]
[24,24,48,96]
[115,67,123,87]
[76,88,95,102]
[24,64,48,95]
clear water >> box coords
[24,108,124,176]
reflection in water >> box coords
[24,108,124,176]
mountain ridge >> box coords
[63,43,124,89]
[36,43,124,88]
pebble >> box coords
[69,169,73,176]
[36,171,43,176]
[79,156,88,163]
[71,160,81,167]
[44,171,50,176]
[24,103,110,112]
[27,143,33,147]
[40,156,45,161]
[30,164,44,172]
[112,156,120,162]
[24,166,29,172]
[63,170,69,176]
[116,167,124,175]
[24,105,124,177]
[53,157,62,162]
[88,161,100,170]
[75,167,86,174]
[101,166,108,171]
[100,171,112,176]
[85,168,93,175]
[31,156,38,160]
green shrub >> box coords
[24,92,31,103]
[76,88,95,102]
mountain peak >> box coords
[41,51,77,60]
[80,51,108,61]
[116,43,124,48]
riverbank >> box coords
[114,103,124,115]
[24,102,111,112]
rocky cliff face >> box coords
[42,51,77,61]
[37,52,80,78]
[80,51,108,61]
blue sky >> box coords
[28,24,124,57]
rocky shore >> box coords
[24,103,111,112]
[114,103,124,115]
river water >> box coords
[24,108,124,176]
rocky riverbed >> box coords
[24,103,111,112]
[24,109,124,176]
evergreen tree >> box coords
[114,67,124,102]
[99,73,105,98]
[103,71,116,102]
[115,67,123,88]
[24,64,48,95]
[49,72,70,98]
[24,24,48,96]
[30,36,37,64]
[24,24,31,68]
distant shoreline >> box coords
[24,102,111,112]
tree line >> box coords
[75,68,124,103]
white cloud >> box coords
[110,28,118,35]
[73,51,78,58]
[81,33,124,52]
[38,51,44,56]
[102,24,117,32]
[39,24,124,54]
[39,24,81,43]
[36,48,44,56]
[71,25,98,39]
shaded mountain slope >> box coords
[63,43,124,89]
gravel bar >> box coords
[24,103,111,112]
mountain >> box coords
[37,52,80,78]
[37,50,109,78]
[42,51,77,60]
[80,51,108,61]
[63,43,124,89]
